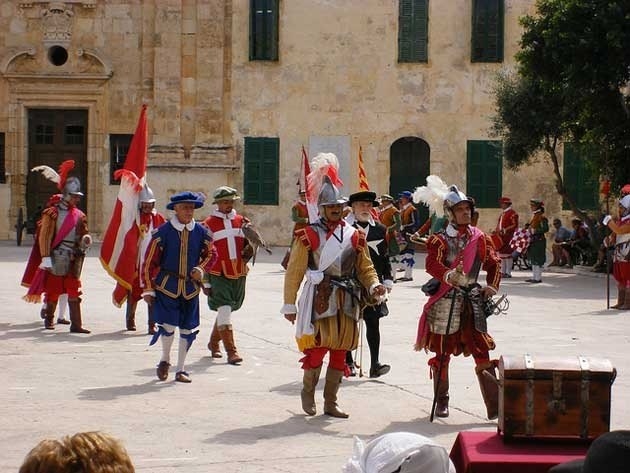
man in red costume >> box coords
[281,189,309,269]
[123,184,166,333]
[415,185,501,419]
[203,186,253,365]
[22,160,92,334]
[492,196,519,278]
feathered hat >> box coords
[306,152,346,222]
[31,159,83,198]
[412,175,450,217]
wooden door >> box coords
[27,109,88,221]
[389,136,430,224]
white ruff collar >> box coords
[170,215,196,231]
[502,206,512,213]
[212,209,236,220]
[381,204,393,210]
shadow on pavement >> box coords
[78,380,174,401]
[204,413,356,445]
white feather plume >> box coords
[31,165,60,185]
[412,175,449,217]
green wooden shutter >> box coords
[466,140,502,208]
[398,0,428,63]
[249,0,278,61]
[471,0,504,63]
[562,143,599,210]
[244,137,279,205]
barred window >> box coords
[109,134,133,185]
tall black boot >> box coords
[366,317,390,378]
[44,300,57,330]
[68,298,91,334]
[147,304,157,335]
[126,299,137,331]
[431,364,449,418]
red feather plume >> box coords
[57,159,76,191]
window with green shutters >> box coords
[244,137,279,205]
[471,0,504,63]
[398,0,429,63]
[250,0,279,61]
[466,140,503,208]
[562,143,599,211]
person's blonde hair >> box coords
[19,431,134,473]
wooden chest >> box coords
[498,355,616,440]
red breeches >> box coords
[300,347,346,370]
[44,274,82,302]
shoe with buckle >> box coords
[175,371,192,383]
[156,361,170,381]
[369,363,391,378]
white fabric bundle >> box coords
[343,432,456,473]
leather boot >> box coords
[323,367,349,418]
[476,361,499,420]
[218,325,242,364]
[612,287,625,309]
[126,300,137,331]
[68,298,91,334]
[621,287,630,310]
[207,321,222,358]
[147,305,157,335]
[301,365,322,416]
[431,365,449,418]
[44,300,57,330]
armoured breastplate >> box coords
[56,207,77,250]
[310,224,357,277]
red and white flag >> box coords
[100,105,148,307]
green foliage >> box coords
[492,0,630,190]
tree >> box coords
[492,0,630,217]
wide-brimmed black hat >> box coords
[348,191,378,206]
[548,430,630,473]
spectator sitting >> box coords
[562,218,591,267]
[548,430,630,473]
[549,218,572,266]
[19,431,135,473]
[343,432,456,473]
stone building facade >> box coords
[0,0,589,245]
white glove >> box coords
[602,215,613,226]
[39,256,52,269]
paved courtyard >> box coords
[2,240,629,472]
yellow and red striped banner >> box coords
[358,145,370,191]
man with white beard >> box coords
[345,191,394,378]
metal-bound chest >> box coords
[498,355,616,440]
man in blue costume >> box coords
[142,191,216,383]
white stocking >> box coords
[160,323,176,363]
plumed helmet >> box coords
[620,194,630,212]
[63,176,84,201]
[443,185,473,219]
[139,184,156,204]
[317,175,347,209]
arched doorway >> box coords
[389,136,430,223]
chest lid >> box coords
[499,354,616,382]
